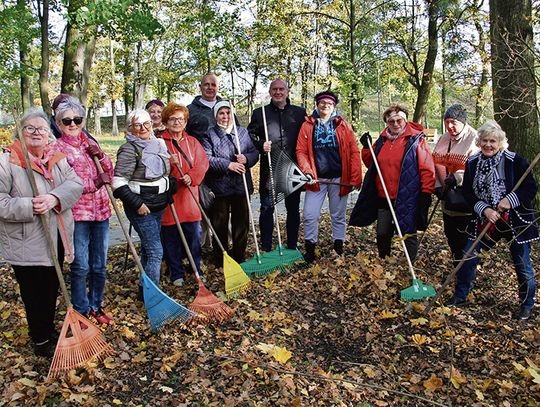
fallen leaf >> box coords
[423,374,443,392]
[411,334,429,345]
[272,346,292,364]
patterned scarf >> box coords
[126,133,169,178]
[472,151,506,208]
[312,109,338,144]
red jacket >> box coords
[296,116,362,196]
[362,122,435,199]
[161,130,209,225]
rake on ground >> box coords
[93,157,195,331]
[14,118,113,379]
[169,202,234,323]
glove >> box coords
[444,173,457,189]
[86,144,104,160]
[94,172,111,189]
[360,132,372,149]
[434,187,444,199]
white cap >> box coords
[213,100,231,118]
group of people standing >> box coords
[0,74,537,358]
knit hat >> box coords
[145,99,164,109]
[213,100,231,118]
[444,104,467,123]
[314,90,339,105]
[51,93,71,111]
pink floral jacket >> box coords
[54,133,113,222]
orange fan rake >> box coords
[432,152,468,174]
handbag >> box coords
[199,183,215,210]
[443,186,471,213]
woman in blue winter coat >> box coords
[201,101,259,267]
[446,120,538,320]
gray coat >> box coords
[0,149,83,266]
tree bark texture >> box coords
[37,0,51,115]
[489,0,539,182]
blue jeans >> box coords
[70,220,109,314]
[455,237,536,308]
[259,188,301,251]
[125,207,164,286]
[161,221,202,282]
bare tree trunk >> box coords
[37,0,51,115]
[412,0,440,124]
[18,0,31,110]
[110,40,119,136]
[94,105,102,136]
[111,99,118,136]
[473,1,489,127]
[490,0,539,198]
[81,32,96,107]
[132,41,146,109]
[440,28,447,132]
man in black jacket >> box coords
[248,78,307,251]
[186,74,223,143]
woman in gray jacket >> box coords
[0,109,83,357]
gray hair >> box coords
[126,109,152,128]
[55,96,86,123]
[15,108,53,142]
[476,120,509,150]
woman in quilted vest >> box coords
[350,103,435,261]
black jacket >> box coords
[247,101,306,193]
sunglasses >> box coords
[61,116,84,126]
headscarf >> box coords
[125,133,170,178]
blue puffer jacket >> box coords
[202,125,259,198]
[349,133,430,234]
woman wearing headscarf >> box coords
[146,99,166,137]
[201,101,259,267]
[349,102,435,261]
[296,90,362,263]
[160,102,209,286]
[54,97,115,324]
[432,104,479,267]
[112,109,176,296]
[446,120,538,320]
[0,109,83,357]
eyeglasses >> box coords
[168,117,186,124]
[61,116,84,126]
[23,125,49,135]
[387,119,405,125]
[131,121,152,130]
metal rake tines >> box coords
[270,146,307,205]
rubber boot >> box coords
[333,239,344,255]
[305,241,316,263]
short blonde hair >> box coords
[476,120,509,150]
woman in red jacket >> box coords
[160,103,209,286]
[296,91,362,262]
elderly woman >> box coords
[201,101,258,267]
[146,99,166,137]
[112,109,175,296]
[446,120,538,320]
[296,91,362,262]
[160,102,209,286]
[0,109,83,357]
[350,102,435,261]
[54,98,114,325]
[432,104,479,267]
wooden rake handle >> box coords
[169,202,202,281]
[424,151,540,314]
[14,118,72,307]
[92,157,146,277]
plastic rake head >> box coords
[240,252,287,278]
[224,252,251,299]
[270,146,307,205]
[47,309,114,379]
[258,247,305,271]
[189,280,234,324]
[141,273,196,331]
[400,278,437,301]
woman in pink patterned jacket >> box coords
[54,97,115,325]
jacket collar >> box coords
[7,140,65,176]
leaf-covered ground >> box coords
[1,212,539,406]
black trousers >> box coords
[376,204,418,262]
[12,239,64,344]
[211,195,249,267]
[443,212,472,264]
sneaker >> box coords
[516,307,533,320]
[173,278,185,287]
[444,296,468,307]
[34,339,55,358]
[90,309,114,325]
